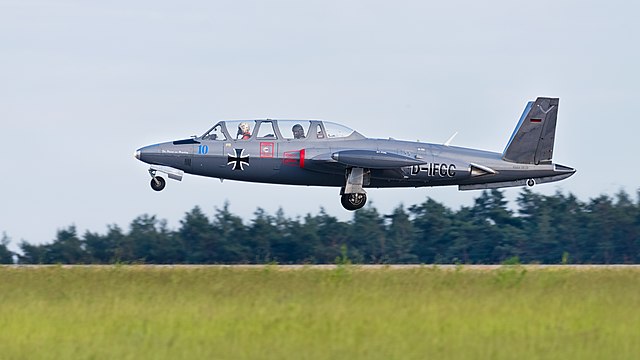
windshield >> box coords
[201,123,227,141]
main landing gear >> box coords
[340,167,369,211]
[341,193,367,211]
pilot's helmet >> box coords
[239,122,250,133]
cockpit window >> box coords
[202,124,226,141]
[201,119,359,142]
[256,121,277,139]
[315,124,325,139]
[324,122,355,138]
[278,120,311,140]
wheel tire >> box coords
[150,176,166,191]
[341,193,367,211]
[527,178,535,187]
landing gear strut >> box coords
[145,165,184,192]
[341,193,367,211]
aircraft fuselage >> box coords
[135,98,576,210]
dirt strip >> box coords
[4,264,640,271]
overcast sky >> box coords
[2,0,639,250]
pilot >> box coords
[238,122,251,140]
[292,124,305,139]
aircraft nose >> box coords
[135,144,162,164]
[135,146,152,163]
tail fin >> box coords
[502,97,559,164]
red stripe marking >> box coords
[530,118,542,123]
[300,149,305,168]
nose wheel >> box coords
[341,193,367,211]
[147,168,166,191]
[150,176,166,191]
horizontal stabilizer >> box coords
[459,164,575,190]
[331,150,425,169]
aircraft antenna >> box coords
[444,132,458,147]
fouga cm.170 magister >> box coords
[134,97,575,210]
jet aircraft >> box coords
[135,97,575,210]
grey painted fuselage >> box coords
[135,98,575,209]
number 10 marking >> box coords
[198,145,209,154]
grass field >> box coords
[1,265,639,359]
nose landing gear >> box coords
[148,168,166,191]
[145,165,184,192]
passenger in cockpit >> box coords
[238,122,251,140]
[292,124,305,139]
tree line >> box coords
[2,188,640,264]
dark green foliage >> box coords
[84,225,124,263]
[348,206,386,263]
[385,205,417,263]
[0,233,14,264]
[410,198,455,263]
[19,226,86,264]
[13,189,640,264]
[179,206,216,263]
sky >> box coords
[1,0,639,251]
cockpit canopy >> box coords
[200,120,364,141]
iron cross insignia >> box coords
[227,149,250,171]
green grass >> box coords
[1,266,639,359]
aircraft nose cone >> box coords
[135,144,161,164]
